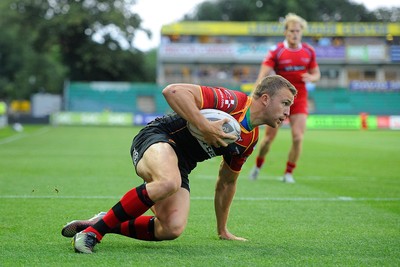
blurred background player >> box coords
[249,13,321,183]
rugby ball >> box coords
[187,109,241,144]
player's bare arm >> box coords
[301,66,321,83]
[162,84,234,147]
[256,65,274,84]
[214,161,247,241]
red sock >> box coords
[84,184,154,241]
[256,157,265,168]
[285,161,296,174]
[112,216,158,241]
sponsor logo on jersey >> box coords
[132,148,139,166]
[283,65,306,71]
[197,140,216,158]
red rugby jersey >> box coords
[262,41,318,100]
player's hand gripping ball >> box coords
[187,109,241,144]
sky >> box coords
[131,0,204,51]
[131,0,400,51]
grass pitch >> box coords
[0,125,399,266]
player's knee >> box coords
[292,132,304,144]
[259,137,267,146]
[164,223,186,240]
[261,137,273,148]
[156,179,181,197]
[291,137,304,152]
[157,217,187,240]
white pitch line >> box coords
[0,133,28,145]
[191,175,368,181]
[0,195,399,202]
[0,127,51,145]
[192,196,400,201]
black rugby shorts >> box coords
[130,127,190,191]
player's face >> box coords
[263,88,294,128]
[284,22,303,48]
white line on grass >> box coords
[1,195,399,202]
[0,127,51,145]
[192,175,366,181]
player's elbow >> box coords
[311,69,321,82]
[313,73,321,82]
[162,84,179,97]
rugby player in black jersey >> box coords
[61,75,296,254]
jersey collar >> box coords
[283,40,302,49]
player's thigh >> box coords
[136,142,180,184]
[152,187,190,228]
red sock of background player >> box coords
[256,157,265,168]
[285,161,296,174]
[110,216,159,241]
[84,183,154,241]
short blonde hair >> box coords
[283,13,307,30]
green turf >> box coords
[0,125,399,266]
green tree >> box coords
[143,48,157,82]
[39,0,149,81]
[0,0,154,100]
[373,7,400,22]
[186,0,397,22]
[0,19,67,99]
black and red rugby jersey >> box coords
[148,86,259,173]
